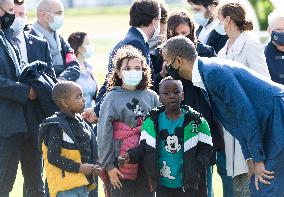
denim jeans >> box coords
[216,150,234,197]
[57,186,89,197]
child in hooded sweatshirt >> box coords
[97,45,160,197]
[118,77,213,197]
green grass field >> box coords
[11,6,223,197]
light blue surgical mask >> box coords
[121,70,143,86]
[48,13,64,31]
[10,17,26,36]
[192,11,209,27]
[82,44,94,58]
[152,20,160,39]
[215,23,226,35]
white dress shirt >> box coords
[135,27,149,43]
[198,20,218,45]
[192,57,205,90]
[16,31,28,66]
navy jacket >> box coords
[0,31,29,135]
[196,26,228,53]
[264,41,284,84]
[30,28,80,81]
[95,27,151,116]
[198,57,284,162]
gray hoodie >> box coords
[97,86,160,171]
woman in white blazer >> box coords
[216,3,271,197]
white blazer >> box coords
[218,32,271,177]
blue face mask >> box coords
[214,23,226,35]
[271,31,284,46]
[192,11,209,27]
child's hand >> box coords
[79,163,95,175]
[108,167,124,189]
[118,153,130,166]
[92,164,102,177]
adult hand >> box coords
[28,87,37,100]
[118,153,130,166]
[254,161,274,190]
[82,108,98,124]
[79,163,96,175]
[160,62,168,78]
[247,159,254,179]
[92,164,102,177]
[108,167,124,189]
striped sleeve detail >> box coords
[198,117,213,146]
[140,118,156,148]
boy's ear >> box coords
[60,98,69,108]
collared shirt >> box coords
[16,31,28,65]
[198,20,218,45]
[135,27,149,43]
[192,57,205,90]
[218,32,271,79]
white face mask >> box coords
[82,44,94,58]
[121,70,143,86]
[10,17,26,36]
[215,22,226,35]
[48,13,64,31]
[152,21,160,39]
[192,11,210,27]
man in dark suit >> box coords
[187,0,227,53]
[30,0,79,81]
[7,0,54,196]
[162,35,284,197]
[83,0,161,122]
[0,0,37,196]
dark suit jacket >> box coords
[30,28,80,81]
[198,57,284,162]
[24,31,55,78]
[196,26,228,53]
[0,32,29,135]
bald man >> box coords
[30,0,80,81]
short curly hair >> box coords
[52,81,81,108]
[108,45,152,90]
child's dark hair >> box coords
[108,45,152,90]
[52,81,80,108]
[159,76,183,92]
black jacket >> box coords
[19,61,58,134]
[127,105,213,191]
[30,28,80,81]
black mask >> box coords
[0,7,15,30]
[165,56,180,80]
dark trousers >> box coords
[0,133,44,197]
[22,133,44,197]
[110,167,153,197]
[0,134,22,197]
[156,185,197,197]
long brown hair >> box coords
[108,45,152,90]
[220,2,253,31]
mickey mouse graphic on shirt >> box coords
[160,127,183,154]
[126,98,144,126]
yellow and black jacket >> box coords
[39,112,97,197]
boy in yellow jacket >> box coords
[39,81,101,197]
